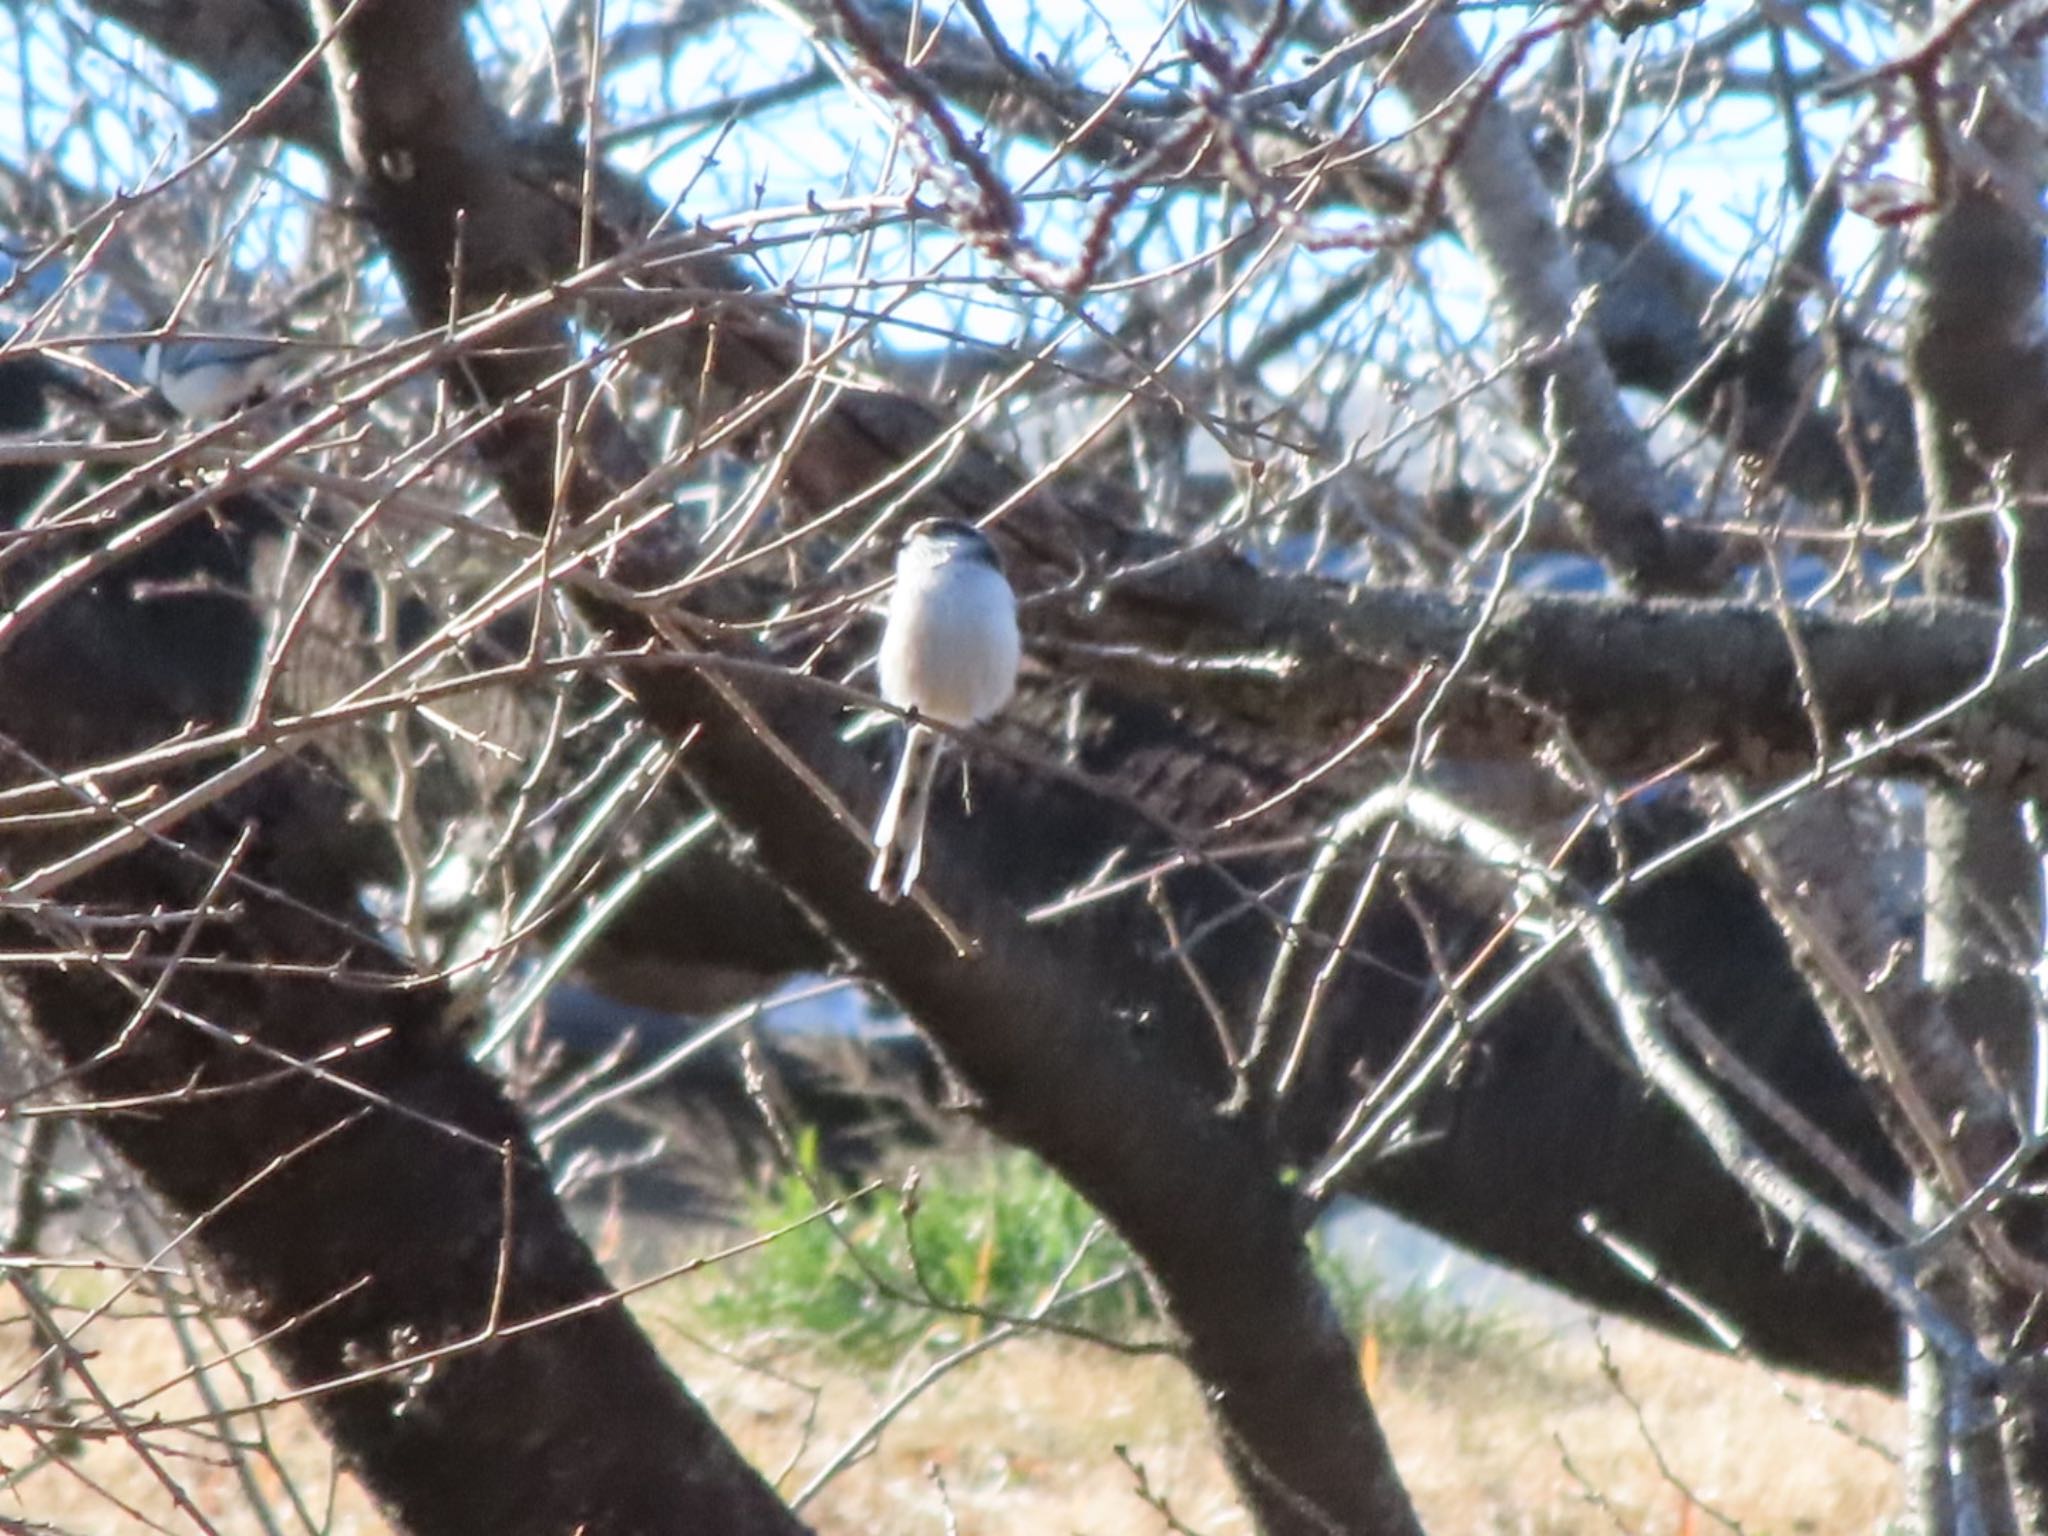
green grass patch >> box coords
[695,1137,1156,1360]
[695,1139,1520,1371]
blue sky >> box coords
[6,0,1903,386]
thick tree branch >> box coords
[1067,576,2048,801]
[453,173,2048,804]
[1372,9,1720,592]
[88,0,335,154]
[0,552,807,1535]
[1899,14,2048,1522]
[310,4,1424,1533]
[1566,163,1926,527]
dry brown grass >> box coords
[0,1272,387,1536]
[0,1267,1899,1535]
[650,1304,1900,1535]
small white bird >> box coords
[869,518,1021,903]
[143,337,287,422]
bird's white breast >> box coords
[877,557,1019,727]
[146,344,284,422]
[159,361,250,421]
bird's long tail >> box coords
[869,723,944,903]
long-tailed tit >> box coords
[143,337,287,422]
[868,518,1020,903]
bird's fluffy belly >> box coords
[877,562,1019,726]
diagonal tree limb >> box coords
[1367,6,1721,592]
[0,650,810,1534]
[85,0,336,155]
[310,3,1425,1532]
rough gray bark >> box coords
[1901,20,2048,1532]
[1376,9,1720,592]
